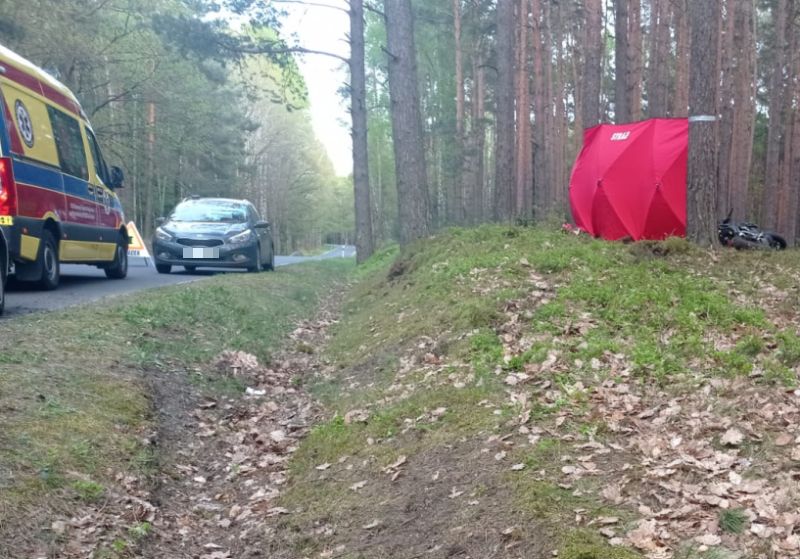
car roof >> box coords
[180,197,250,206]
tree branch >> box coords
[380,46,397,62]
[364,2,385,18]
[217,39,349,64]
[271,0,350,14]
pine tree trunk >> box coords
[494,0,516,221]
[453,0,466,224]
[628,0,643,121]
[672,0,690,117]
[777,0,798,238]
[144,101,156,235]
[473,52,486,223]
[763,0,788,230]
[614,0,630,123]
[552,0,567,213]
[531,0,548,217]
[791,73,800,244]
[514,0,532,218]
[716,0,737,219]
[349,0,374,263]
[647,0,670,117]
[729,0,756,221]
[686,0,720,246]
[454,0,465,138]
[385,0,430,244]
[582,0,603,129]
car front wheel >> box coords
[247,245,263,273]
[265,242,275,271]
[156,263,171,274]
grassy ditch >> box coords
[0,261,351,557]
[278,226,800,559]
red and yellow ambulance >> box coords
[0,44,128,313]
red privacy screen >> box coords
[569,118,688,241]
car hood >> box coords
[162,221,249,238]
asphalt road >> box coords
[1,245,356,318]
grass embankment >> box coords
[0,261,351,557]
[280,226,800,559]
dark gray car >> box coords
[152,197,275,274]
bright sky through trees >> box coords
[283,1,352,177]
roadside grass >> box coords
[280,225,800,557]
[0,261,351,556]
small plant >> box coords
[128,521,152,540]
[719,508,747,534]
[71,480,105,502]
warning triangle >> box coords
[126,221,152,260]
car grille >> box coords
[177,238,224,248]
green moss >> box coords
[560,530,641,559]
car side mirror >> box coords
[109,166,125,189]
[155,217,166,227]
[254,220,270,229]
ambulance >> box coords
[0,44,128,314]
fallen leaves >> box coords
[720,427,745,447]
[349,480,367,491]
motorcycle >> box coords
[718,210,787,250]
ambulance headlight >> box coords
[155,227,173,242]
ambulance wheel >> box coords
[184,266,197,273]
[0,263,5,316]
[156,264,171,274]
[37,230,60,291]
[105,237,128,279]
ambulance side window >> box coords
[85,128,109,186]
[47,106,88,180]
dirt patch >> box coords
[267,439,552,559]
[139,309,339,559]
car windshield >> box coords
[170,201,248,223]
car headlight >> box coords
[154,227,173,242]
[228,229,254,244]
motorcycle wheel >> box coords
[767,234,788,250]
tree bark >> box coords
[716,0,737,219]
[728,0,756,221]
[144,100,156,235]
[614,0,630,123]
[494,0,515,221]
[647,0,670,117]
[471,50,486,224]
[776,0,798,238]
[551,0,567,212]
[349,0,374,263]
[672,0,690,117]
[582,0,603,129]
[686,0,720,246]
[628,0,643,121]
[514,0,532,218]
[385,0,430,245]
[453,0,466,224]
[762,0,788,230]
[454,0,465,138]
[531,0,548,217]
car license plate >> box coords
[183,247,219,259]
